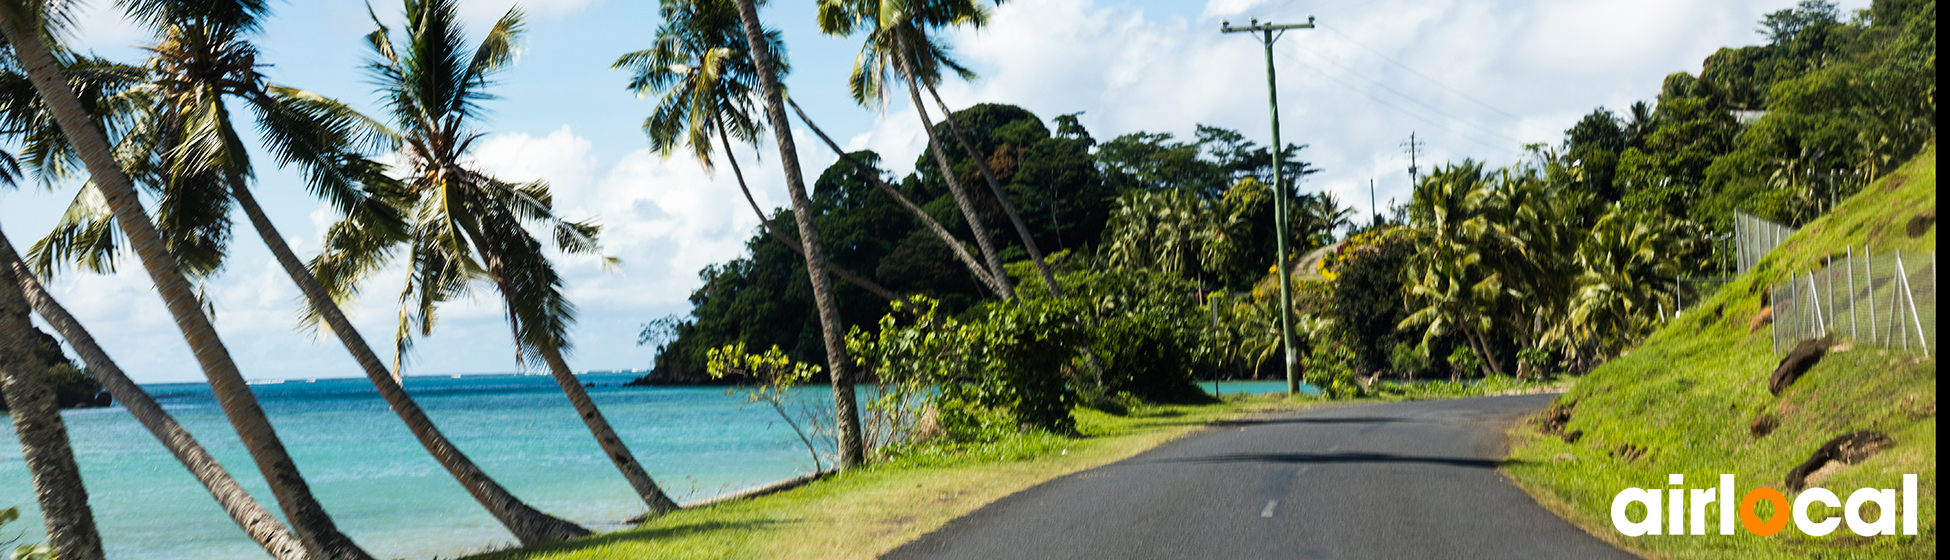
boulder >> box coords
[1748,306,1774,333]
[1907,209,1935,237]
[1768,336,1831,395]
[1786,431,1894,492]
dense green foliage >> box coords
[647,105,1327,378]
[1508,142,1936,560]
[0,327,106,411]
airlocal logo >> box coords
[1611,474,1921,537]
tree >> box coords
[818,0,1017,298]
[346,0,680,513]
[729,0,867,469]
[2,230,308,559]
[0,2,372,558]
[615,0,893,301]
[0,230,103,560]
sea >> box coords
[0,375,1310,559]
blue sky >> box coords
[0,0,1864,382]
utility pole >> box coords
[1223,15,1314,396]
[1369,178,1378,227]
[1401,131,1425,185]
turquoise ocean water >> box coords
[1,376,1301,559]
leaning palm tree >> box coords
[4,229,309,560]
[347,0,681,513]
[818,0,1017,299]
[726,0,867,468]
[615,0,893,301]
[0,229,104,560]
[0,3,371,558]
[38,0,597,545]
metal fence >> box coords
[1770,247,1936,357]
[1672,277,1732,319]
[1734,211,1795,273]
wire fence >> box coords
[1770,247,1936,357]
[1734,211,1796,273]
[1672,277,1733,319]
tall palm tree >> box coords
[345,0,681,512]
[3,230,309,560]
[1397,162,1510,376]
[615,0,893,301]
[0,230,103,560]
[818,0,1017,299]
[0,3,371,558]
[788,96,1005,297]
[57,0,597,545]
[0,48,309,559]
[727,0,867,468]
[920,75,1066,298]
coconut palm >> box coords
[818,0,1017,299]
[0,231,103,560]
[343,0,681,513]
[35,0,600,545]
[0,49,309,560]
[1397,162,1511,376]
[726,0,867,468]
[0,2,371,558]
[788,96,1006,297]
[1568,208,1679,355]
[4,229,312,559]
[615,0,894,301]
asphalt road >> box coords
[883,394,1636,560]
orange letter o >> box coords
[1741,488,1790,536]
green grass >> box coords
[1504,144,1938,559]
[461,394,1322,560]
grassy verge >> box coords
[463,394,1319,560]
[1504,145,1938,559]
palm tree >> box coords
[818,0,1017,299]
[3,230,308,560]
[1569,209,1679,356]
[1397,162,1510,377]
[920,75,1067,298]
[0,234,103,560]
[346,0,681,512]
[615,0,894,301]
[60,0,596,545]
[727,0,867,468]
[0,3,371,558]
[787,96,1006,297]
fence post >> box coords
[1897,251,1927,357]
[1826,256,1835,334]
[1807,272,1825,335]
[1865,247,1876,343]
[1847,246,1858,340]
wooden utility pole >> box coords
[1222,16,1315,395]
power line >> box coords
[1278,47,1517,156]
[1294,45,1527,146]
[1315,24,1526,122]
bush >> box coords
[1302,333,1360,398]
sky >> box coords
[0,0,1869,383]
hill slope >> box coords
[1505,144,1937,559]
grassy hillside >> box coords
[1505,144,1937,559]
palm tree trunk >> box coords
[731,0,866,469]
[902,71,1014,300]
[538,342,680,514]
[228,183,590,544]
[0,11,371,560]
[715,121,896,302]
[2,233,309,560]
[451,215,682,516]
[922,85,1064,299]
[0,232,104,560]
[786,97,1006,298]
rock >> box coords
[1614,444,1646,462]
[1769,336,1831,395]
[1906,210,1935,237]
[1553,453,1577,463]
[1562,430,1583,443]
[1748,306,1774,333]
[1534,399,1576,440]
[1750,413,1778,439]
[1786,431,1895,492]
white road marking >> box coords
[1261,500,1279,518]
[1294,466,1310,477]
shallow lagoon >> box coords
[0,377,1307,559]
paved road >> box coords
[884,394,1635,560]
